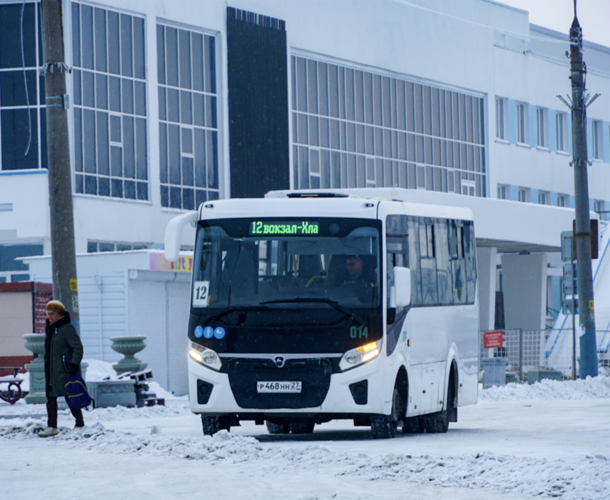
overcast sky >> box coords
[498,0,610,48]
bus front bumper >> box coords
[188,355,389,417]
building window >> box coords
[0,243,43,282]
[497,184,508,200]
[72,3,149,200]
[516,102,528,144]
[557,193,568,207]
[496,97,507,140]
[592,120,603,160]
[157,23,219,210]
[87,241,150,253]
[518,187,530,203]
[556,112,568,152]
[594,200,608,221]
[290,57,486,196]
[461,179,475,196]
[536,107,547,148]
[538,190,549,205]
[0,2,47,171]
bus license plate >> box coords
[257,381,302,393]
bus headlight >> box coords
[189,342,222,371]
[339,340,382,371]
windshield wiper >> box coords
[205,305,271,324]
[260,298,365,326]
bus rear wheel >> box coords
[402,417,424,434]
[422,381,453,434]
[422,413,449,434]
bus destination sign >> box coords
[250,220,319,236]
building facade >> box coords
[2,0,610,338]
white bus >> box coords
[165,190,479,438]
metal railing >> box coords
[479,329,610,382]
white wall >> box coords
[166,279,190,396]
[0,290,33,355]
[128,270,191,395]
[78,273,129,361]
[129,278,169,388]
[477,247,497,333]
[501,253,548,331]
[0,171,49,251]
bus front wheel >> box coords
[265,420,290,434]
[202,416,231,436]
[289,421,315,434]
[370,385,403,439]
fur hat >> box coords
[45,300,66,316]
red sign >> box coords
[484,331,503,349]
[33,283,53,334]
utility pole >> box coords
[567,1,597,378]
[41,0,80,329]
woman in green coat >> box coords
[38,300,85,437]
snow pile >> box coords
[83,358,118,381]
[82,401,191,422]
[0,370,28,392]
[479,375,610,402]
[270,444,363,472]
[345,451,610,500]
[2,417,609,500]
[84,358,185,401]
[0,422,264,463]
[148,381,183,401]
[0,420,366,476]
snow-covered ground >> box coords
[2,372,610,499]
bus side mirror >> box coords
[393,267,411,307]
[165,211,198,262]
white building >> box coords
[24,250,192,395]
[2,0,610,385]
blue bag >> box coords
[65,375,91,409]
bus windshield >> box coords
[192,217,381,312]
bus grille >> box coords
[226,358,332,409]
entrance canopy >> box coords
[267,188,593,254]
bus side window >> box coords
[464,222,477,304]
[449,222,457,259]
[386,239,405,304]
[419,219,438,306]
[385,222,408,356]
[449,221,464,259]
[451,221,467,304]
[435,219,453,305]
[407,217,422,306]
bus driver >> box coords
[343,256,377,303]
[345,255,375,284]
